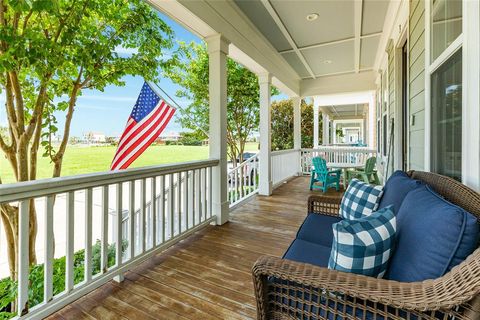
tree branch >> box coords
[8,72,25,134]
[24,79,50,140]
[4,75,19,141]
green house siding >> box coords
[408,0,425,170]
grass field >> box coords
[0,142,259,184]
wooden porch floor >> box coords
[47,177,343,320]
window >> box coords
[431,0,462,61]
[431,49,462,181]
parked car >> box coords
[228,152,259,186]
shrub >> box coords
[0,240,127,318]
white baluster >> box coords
[66,192,75,291]
[128,181,135,259]
[169,174,174,238]
[202,168,207,222]
[151,177,156,249]
[177,172,182,234]
[17,200,30,316]
[114,183,123,282]
[44,195,54,303]
[160,175,165,243]
[140,178,146,252]
[101,186,109,273]
[85,188,93,282]
[209,167,213,218]
[183,171,188,230]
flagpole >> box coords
[146,81,210,138]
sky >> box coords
[0,10,288,138]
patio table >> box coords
[327,162,364,187]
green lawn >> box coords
[0,142,259,184]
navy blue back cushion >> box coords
[378,170,423,213]
[297,213,342,247]
[386,185,480,282]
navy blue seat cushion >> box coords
[378,170,423,213]
[283,239,331,267]
[296,213,342,247]
[386,185,480,282]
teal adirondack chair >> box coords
[309,157,341,192]
[347,156,380,185]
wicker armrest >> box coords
[308,195,342,217]
[252,255,480,320]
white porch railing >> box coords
[0,159,217,319]
[228,154,259,207]
[271,149,301,186]
[301,147,376,174]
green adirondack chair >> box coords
[347,156,380,184]
[309,157,341,192]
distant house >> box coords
[157,131,181,142]
[83,131,106,143]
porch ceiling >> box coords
[323,104,368,118]
[234,0,389,79]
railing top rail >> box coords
[0,159,219,202]
[271,148,300,156]
[301,147,376,153]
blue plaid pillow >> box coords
[328,206,396,278]
[340,179,383,220]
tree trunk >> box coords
[0,204,17,281]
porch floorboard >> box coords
[47,177,343,320]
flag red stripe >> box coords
[111,105,172,170]
[114,101,165,158]
[113,107,174,170]
[115,108,175,170]
[111,102,168,168]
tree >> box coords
[270,99,316,150]
[163,42,279,165]
[0,0,175,283]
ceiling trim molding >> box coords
[300,71,377,97]
[354,0,363,73]
[260,0,316,79]
[278,32,382,54]
[300,68,373,80]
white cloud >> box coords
[114,45,139,55]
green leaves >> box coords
[0,239,127,317]
[1,0,176,180]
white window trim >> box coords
[425,0,480,190]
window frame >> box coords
[425,0,480,189]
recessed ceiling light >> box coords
[324,60,333,64]
[306,13,319,21]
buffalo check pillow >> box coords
[328,205,396,278]
[340,179,384,220]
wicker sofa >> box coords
[252,171,480,320]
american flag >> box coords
[111,82,175,170]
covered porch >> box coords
[1,0,479,319]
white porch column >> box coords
[368,93,375,148]
[293,97,301,150]
[293,97,302,175]
[313,97,320,148]
[333,121,337,144]
[259,73,272,196]
[206,34,229,225]
[322,113,330,145]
